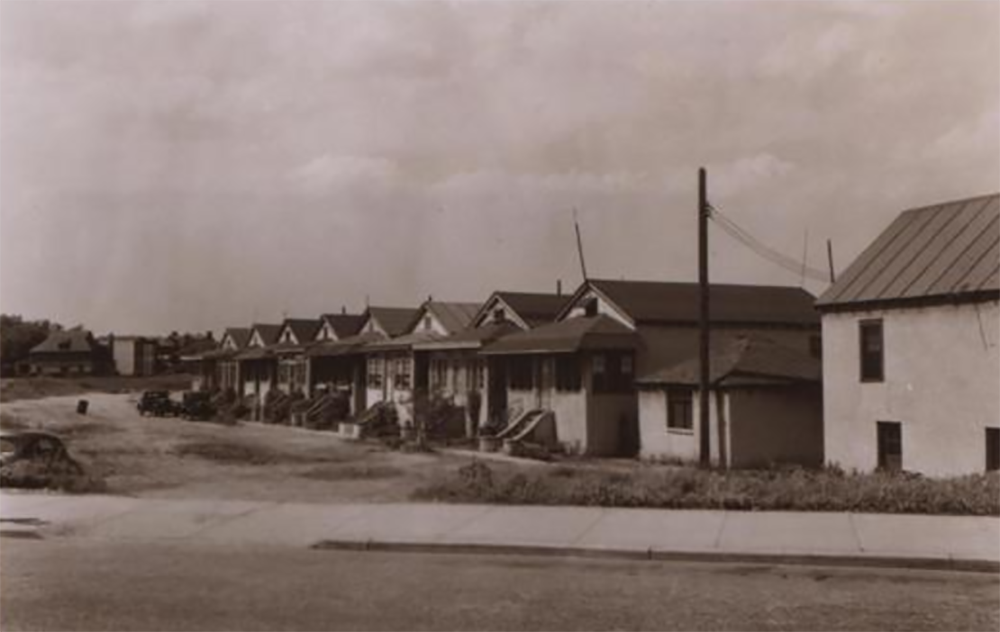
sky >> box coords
[1,0,997,336]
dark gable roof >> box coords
[414,321,522,351]
[496,292,570,327]
[425,302,481,333]
[282,318,321,344]
[320,313,366,339]
[818,193,1000,310]
[637,335,821,387]
[481,315,639,355]
[250,324,282,346]
[30,330,99,355]
[224,327,252,350]
[368,307,421,337]
[584,279,819,327]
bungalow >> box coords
[414,291,569,430]
[636,335,823,468]
[236,323,282,402]
[305,311,367,403]
[817,193,999,476]
[273,318,322,396]
[28,329,111,376]
[202,327,251,393]
[481,279,820,457]
[363,301,479,427]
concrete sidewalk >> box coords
[2,492,997,571]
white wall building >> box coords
[817,193,1000,477]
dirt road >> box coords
[1,393,473,503]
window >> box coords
[987,428,1000,472]
[860,320,884,382]
[423,316,433,331]
[509,357,534,391]
[367,356,384,388]
[667,389,694,430]
[877,421,902,471]
[394,357,411,389]
[592,353,634,394]
[493,308,506,323]
[583,298,599,317]
[555,355,582,391]
[430,359,446,391]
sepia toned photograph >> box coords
[0,1,997,630]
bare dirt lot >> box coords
[0,391,479,503]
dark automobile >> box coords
[180,391,216,421]
[137,390,179,417]
[0,430,83,479]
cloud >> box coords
[711,154,796,199]
[288,154,400,194]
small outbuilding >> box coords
[636,335,823,468]
[28,330,111,376]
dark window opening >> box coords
[493,309,506,323]
[592,353,634,394]
[667,388,694,430]
[555,355,582,392]
[509,357,534,391]
[583,298,599,317]
[987,428,1000,472]
[860,320,884,382]
[877,421,902,471]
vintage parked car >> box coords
[180,391,216,421]
[137,390,179,417]
[0,430,83,479]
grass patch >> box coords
[0,411,30,431]
[172,440,299,466]
[412,461,1000,516]
[297,464,405,481]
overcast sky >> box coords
[1,0,997,335]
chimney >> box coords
[557,279,562,296]
[341,305,346,315]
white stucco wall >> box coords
[823,300,1000,476]
[638,389,724,464]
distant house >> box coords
[817,193,1000,476]
[201,327,252,393]
[637,335,823,468]
[356,306,422,410]
[363,302,478,427]
[236,323,282,402]
[273,318,322,395]
[306,318,374,415]
[481,279,820,457]
[415,292,569,430]
[28,330,111,376]
[108,335,158,376]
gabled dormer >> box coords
[219,328,251,351]
[315,313,366,343]
[247,324,282,348]
[471,291,572,330]
[557,282,635,328]
[276,318,321,346]
[359,307,421,338]
[405,301,480,336]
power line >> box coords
[707,203,829,282]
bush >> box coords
[413,463,1000,516]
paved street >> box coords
[2,537,997,631]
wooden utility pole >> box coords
[698,168,711,467]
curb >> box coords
[311,539,1000,574]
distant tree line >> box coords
[0,314,64,375]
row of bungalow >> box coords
[198,279,823,467]
[194,193,999,476]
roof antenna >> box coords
[573,207,589,282]
[826,239,836,284]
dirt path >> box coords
[1,393,473,503]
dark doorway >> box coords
[877,421,902,471]
[413,351,429,392]
[987,427,999,472]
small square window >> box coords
[667,389,693,430]
[860,320,884,382]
